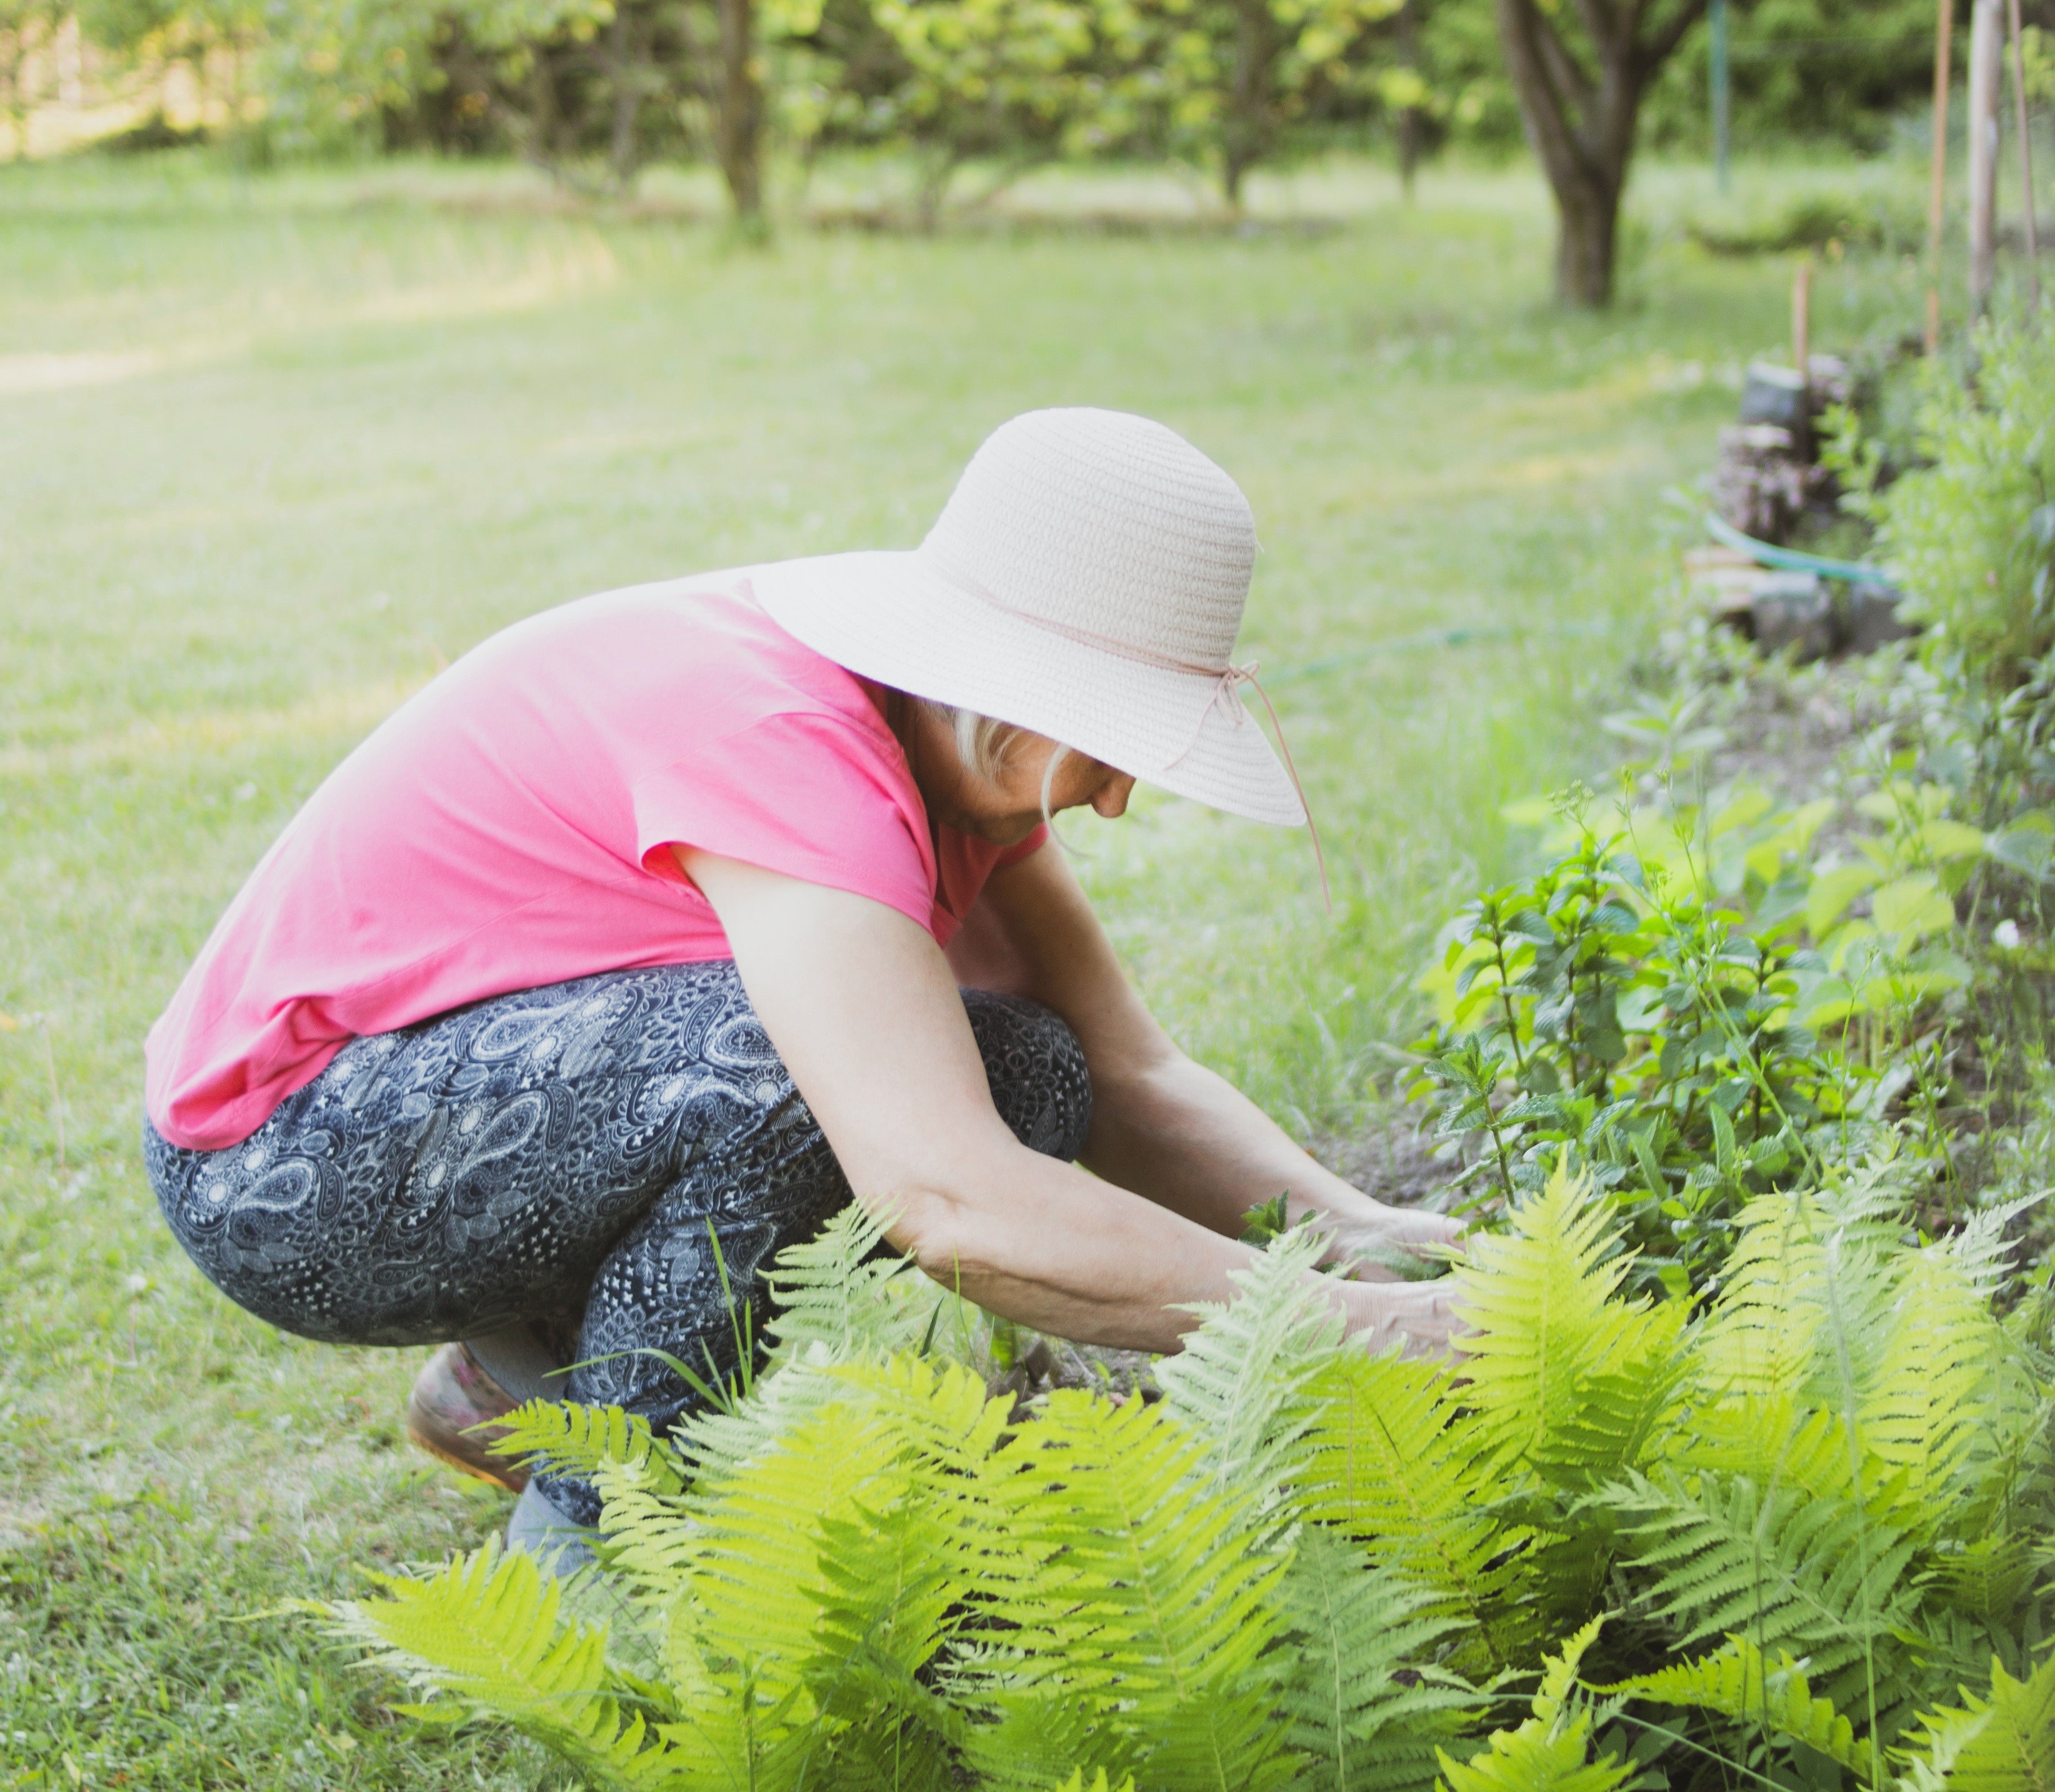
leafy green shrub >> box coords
[1407,767,1995,1295]
[1684,189,1925,258]
[325,1170,2054,1791]
[1834,318,2055,684]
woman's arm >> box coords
[957,842,1464,1275]
[677,848,1461,1356]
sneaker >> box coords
[405,1342,531,1492]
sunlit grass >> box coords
[0,145,1932,1786]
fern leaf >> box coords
[1924,1534,2040,1626]
[966,1388,1298,1792]
[1155,1225,1347,1519]
[331,1540,675,1787]
[1940,1194,2043,1298]
[1607,1468,1920,1724]
[1854,1250,2009,1514]
[1594,1634,1879,1779]
[1435,1619,1631,1792]
[492,1398,679,1492]
[786,1499,971,1791]
[1043,1775,1136,1792]
[1697,1190,1832,1405]
[1453,1164,1688,1485]
[761,1199,945,1366]
[1275,1524,1487,1792]
[1669,1396,1872,1508]
[1296,1342,1534,1667]
[650,1356,1028,1789]
[665,1342,849,1487]
[1897,1654,2055,1792]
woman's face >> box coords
[909,708,1136,846]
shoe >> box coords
[405,1341,531,1492]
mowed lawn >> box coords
[1,149,1925,1786]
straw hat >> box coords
[745,407,1306,827]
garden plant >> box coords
[0,139,2033,1786]
[324,317,2055,1791]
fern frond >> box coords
[1606,1468,1921,1722]
[1297,1343,1533,1666]
[967,1388,1298,1792]
[1941,1195,2043,1298]
[784,1499,970,1791]
[1044,1775,1136,1792]
[1669,1396,1871,1508]
[1697,1190,1831,1405]
[762,1200,941,1365]
[666,1343,849,1487]
[657,1356,1028,1788]
[676,1371,947,1707]
[1275,1523,1487,1792]
[1452,1163,1688,1485]
[1593,1634,1879,1780]
[331,1540,675,1788]
[1854,1249,2007,1517]
[493,1398,679,1492]
[1435,1620,1631,1792]
[1155,1225,1347,1519]
[1924,1534,2040,1627]
[1897,1653,2055,1792]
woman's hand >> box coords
[1332,1276,1469,1363]
[1318,1200,1467,1283]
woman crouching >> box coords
[141,407,1463,1549]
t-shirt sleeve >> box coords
[628,710,938,932]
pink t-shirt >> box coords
[144,578,1046,1151]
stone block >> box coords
[1751,570,1836,661]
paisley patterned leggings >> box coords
[144,961,1093,1522]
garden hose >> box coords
[1702,511,1894,587]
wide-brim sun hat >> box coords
[744,407,1308,828]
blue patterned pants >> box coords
[144,962,1093,1519]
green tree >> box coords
[77,0,265,128]
[1136,0,1406,206]
[0,0,57,157]
[862,0,1112,223]
[1642,0,1942,150]
[1493,0,1712,306]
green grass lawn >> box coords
[0,146,1933,1786]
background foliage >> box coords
[6,0,2037,205]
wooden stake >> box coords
[2007,0,2040,307]
[1929,0,1955,351]
[1793,257,1813,382]
[1969,0,2003,316]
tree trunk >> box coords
[716,0,764,224]
[527,55,561,168]
[1493,0,1710,307]
[1395,0,1423,200]
[606,3,640,193]
[1221,0,1274,209]
[1552,166,1620,305]
[1967,0,2002,313]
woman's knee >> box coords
[960,991,1092,1162]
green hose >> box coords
[1703,512,1894,587]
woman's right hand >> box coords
[1333,1276,1470,1363]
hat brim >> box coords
[743,550,1306,828]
